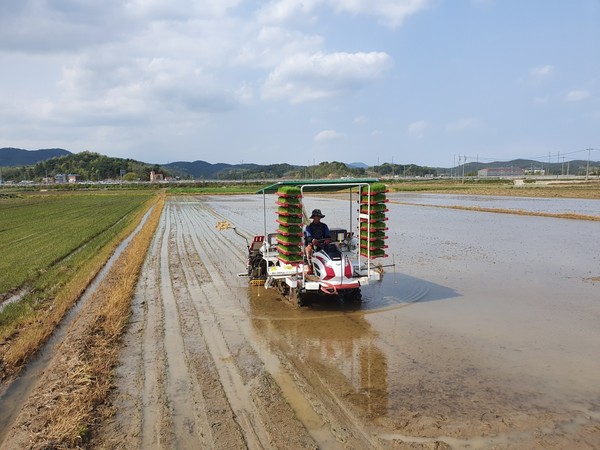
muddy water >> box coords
[390,192,600,216]
[207,193,600,448]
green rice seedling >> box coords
[277,196,301,205]
[360,230,387,239]
[278,224,303,235]
[278,254,303,264]
[277,215,302,224]
[277,186,302,197]
[277,243,302,255]
[277,235,303,245]
[360,203,388,212]
[277,205,302,215]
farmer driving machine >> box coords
[242,180,390,307]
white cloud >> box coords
[257,0,322,24]
[0,0,398,141]
[315,129,345,141]
[564,90,590,102]
[261,51,391,103]
[257,0,429,28]
[446,117,483,132]
[408,120,427,138]
[354,115,369,125]
[235,26,323,68]
[330,0,430,28]
[530,64,554,77]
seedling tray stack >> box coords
[275,186,304,264]
[359,183,388,259]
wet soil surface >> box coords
[94,195,600,448]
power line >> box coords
[459,148,598,164]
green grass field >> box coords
[0,191,153,302]
[167,183,263,195]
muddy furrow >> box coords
[182,200,380,448]
[160,205,213,447]
[100,197,376,449]
[177,201,319,449]
[173,202,273,448]
[97,203,175,447]
[193,198,404,448]
[98,202,245,449]
[174,201,264,447]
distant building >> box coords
[67,174,81,183]
[55,174,67,184]
[478,167,524,178]
[524,168,546,176]
[150,170,164,182]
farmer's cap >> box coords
[310,209,325,218]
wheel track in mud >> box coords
[177,200,318,449]
[101,198,318,449]
[172,202,267,449]
[100,201,247,449]
[100,197,392,449]
[178,199,382,448]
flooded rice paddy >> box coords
[389,192,600,217]
[210,192,600,448]
[6,193,596,448]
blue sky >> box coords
[1,0,598,167]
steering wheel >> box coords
[311,238,331,247]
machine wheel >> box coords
[288,287,298,306]
[297,291,311,307]
[275,279,288,297]
[344,288,362,303]
[288,287,310,307]
[251,257,267,278]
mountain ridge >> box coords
[1,147,598,180]
[0,148,72,167]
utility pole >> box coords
[453,154,456,178]
[586,147,591,181]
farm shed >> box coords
[478,167,524,177]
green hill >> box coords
[1,151,162,183]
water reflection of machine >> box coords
[247,289,389,419]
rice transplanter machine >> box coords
[243,179,390,306]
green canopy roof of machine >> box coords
[256,178,379,194]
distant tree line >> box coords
[370,162,438,177]
[1,152,456,184]
[1,151,166,182]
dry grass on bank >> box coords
[11,194,164,449]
